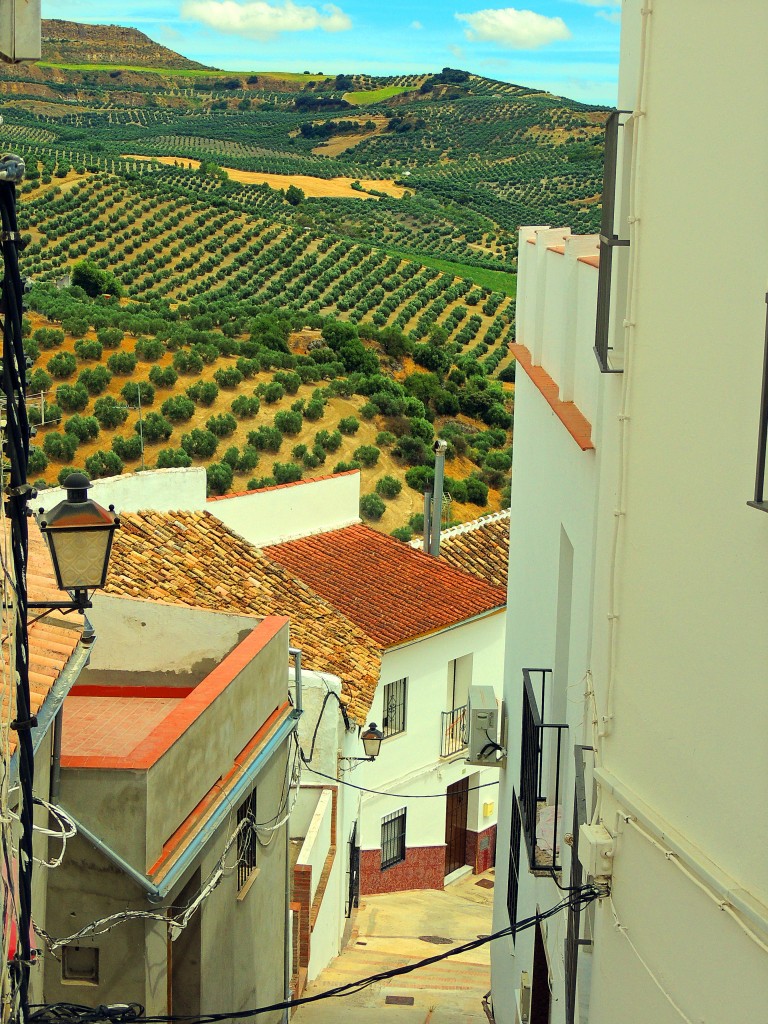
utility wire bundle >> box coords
[28,884,604,1024]
[0,153,36,1023]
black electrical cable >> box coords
[1,162,36,1022]
[304,763,500,798]
[27,885,602,1024]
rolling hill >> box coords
[0,22,609,536]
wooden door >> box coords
[444,777,469,876]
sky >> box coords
[41,1,621,106]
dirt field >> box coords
[123,155,407,199]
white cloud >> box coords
[596,9,621,22]
[411,20,423,30]
[181,0,352,39]
[456,7,570,49]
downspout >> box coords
[49,710,63,804]
[283,810,291,1023]
[422,489,432,552]
[290,647,303,714]
[429,440,448,556]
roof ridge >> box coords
[410,508,511,548]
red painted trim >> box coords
[61,616,289,770]
[69,685,195,699]
[510,343,595,451]
[148,701,291,878]
[207,470,359,502]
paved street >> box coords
[294,868,496,1024]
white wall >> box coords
[297,789,333,903]
[208,471,361,547]
[358,612,505,851]
[37,467,206,514]
[493,5,768,1023]
[87,594,258,679]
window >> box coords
[381,808,407,869]
[237,789,257,892]
[748,292,768,512]
[62,945,99,984]
[382,677,407,737]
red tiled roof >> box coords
[265,524,506,648]
[105,511,381,724]
[413,511,510,590]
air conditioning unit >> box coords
[0,0,41,63]
[465,685,503,766]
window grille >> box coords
[381,808,407,870]
[237,789,257,891]
[382,677,407,737]
[748,293,768,512]
[507,792,522,941]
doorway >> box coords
[531,916,552,1024]
[444,777,469,877]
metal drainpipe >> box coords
[422,489,432,552]
[429,440,448,556]
[283,809,291,1023]
[289,647,303,713]
[49,708,63,804]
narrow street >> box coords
[294,869,496,1024]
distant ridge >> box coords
[41,19,214,71]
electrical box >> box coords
[578,823,615,878]
[518,971,531,1023]
[465,685,501,766]
[0,0,41,64]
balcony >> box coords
[519,668,568,873]
[440,704,468,758]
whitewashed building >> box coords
[490,3,768,1022]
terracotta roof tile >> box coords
[265,524,506,648]
[106,511,381,724]
[1,527,83,756]
[411,511,510,589]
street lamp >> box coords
[34,473,120,612]
[339,723,384,772]
[361,723,384,759]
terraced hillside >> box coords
[0,27,609,533]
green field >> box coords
[344,86,417,105]
[37,62,332,82]
[384,251,517,297]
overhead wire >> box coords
[27,885,602,1024]
[304,763,500,799]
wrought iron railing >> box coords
[748,293,768,512]
[594,109,632,373]
[565,746,594,1024]
[440,704,468,758]
[519,669,568,873]
[507,792,522,941]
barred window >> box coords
[381,808,407,870]
[237,789,257,892]
[382,677,407,737]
